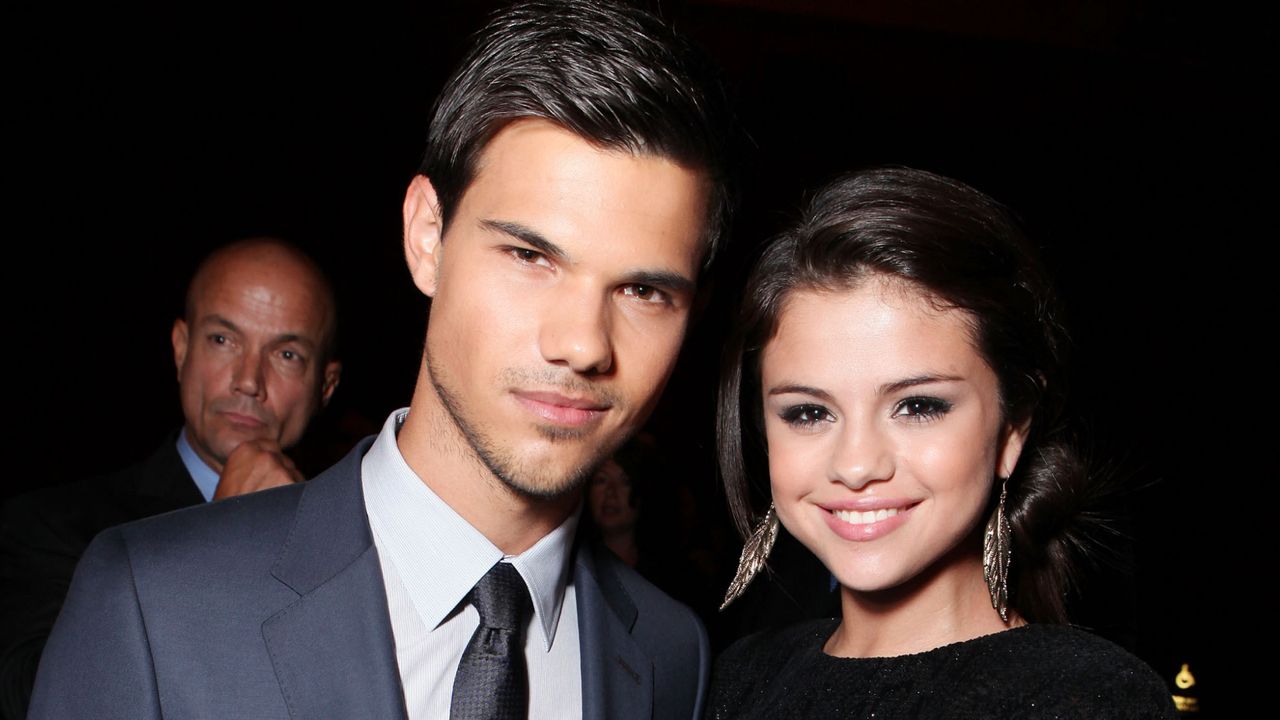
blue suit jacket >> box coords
[29,438,709,719]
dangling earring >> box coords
[983,479,1011,622]
[720,504,779,611]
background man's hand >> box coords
[213,439,305,500]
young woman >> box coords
[711,168,1174,718]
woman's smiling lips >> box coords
[819,499,919,542]
[513,390,611,427]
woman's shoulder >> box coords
[970,624,1176,717]
[709,618,838,718]
[715,618,837,673]
[707,621,1174,719]
[991,624,1161,673]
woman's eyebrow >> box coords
[766,384,834,402]
[877,374,963,396]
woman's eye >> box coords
[779,404,834,427]
[892,396,952,422]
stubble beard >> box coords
[426,354,623,501]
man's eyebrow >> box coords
[201,315,242,334]
[268,333,317,350]
[481,219,568,261]
[623,269,696,296]
[201,315,317,349]
[483,218,695,294]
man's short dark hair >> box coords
[421,0,735,268]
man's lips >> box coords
[513,390,611,427]
[220,411,268,429]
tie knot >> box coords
[471,562,531,632]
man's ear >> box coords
[403,174,445,298]
[320,361,342,407]
[171,319,189,381]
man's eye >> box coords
[892,396,952,422]
[280,350,303,363]
[779,404,834,427]
[622,284,668,304]
[508,247,550,266]
[209,334,228,345]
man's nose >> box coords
[231,349,266,399]
[538,285,613,375]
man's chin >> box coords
[532,424,595,442]
[208,427,277,457]
[489,449,606,501]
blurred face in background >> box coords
[172,242,340,472]
[588,459,640,535]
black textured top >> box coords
[709,619,1176,719]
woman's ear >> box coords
[997,419,1031,479]
[403,174,445,297]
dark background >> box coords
[12,0,1270,714]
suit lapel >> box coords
[575,542,653,720]
[131,432,205,515]
[261,438,408,720]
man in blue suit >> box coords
[30,1,734,718]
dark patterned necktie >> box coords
[450,562,533,720]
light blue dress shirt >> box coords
[175,427,219,502]
[362,409,583,719]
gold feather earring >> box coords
[983,479,1011,622]
[720,504,779,611]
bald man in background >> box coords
[0,238,341,719]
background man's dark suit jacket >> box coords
[28,437,710,719]
[0,434,201,720]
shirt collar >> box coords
[176,427,219,502]
[362,409,579,651]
